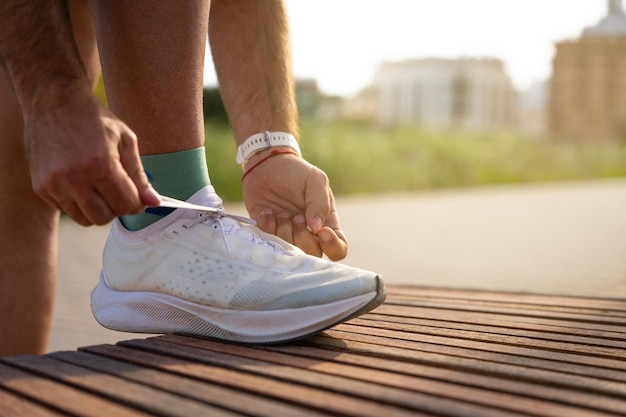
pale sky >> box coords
[204,0,609,97]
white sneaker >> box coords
[91,185,385,344]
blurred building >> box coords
[294,78,319,118]
[342,87,377,121]
[518,80,549,138]
[295,78,344,121]
[550,0,626,140]
[371,58,517,130]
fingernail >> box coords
[310,216,323,232]
[293,214,306,225]
[319,228,332,242]
[335,228,348,243]
[145,186,161,206]
[259,208,273,217]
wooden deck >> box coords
[2,285,626,417]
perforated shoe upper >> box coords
[102,186,379,311]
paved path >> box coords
[49,179,626,352]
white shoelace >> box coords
[159,195,254,224]
[162,195,286,255]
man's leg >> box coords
[88,0,384,345]
[90,1,208,155]
[0,0,100,356]
[0,67,58,356]
[89,1,211,230]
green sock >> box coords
[120,146,211,231]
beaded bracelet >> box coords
[241,148,300,182]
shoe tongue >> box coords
[182,185,290,254]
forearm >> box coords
[0,0,90,114]
[208,0,299,144]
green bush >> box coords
[205,120,626,201]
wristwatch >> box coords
[236,131,301,165]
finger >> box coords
[59,161,118,224]
[318,226,349,261]
[276,212,294,244]
[75,189,116,225]
[87,130,150,216]
[304,172,332,235]
[256,209,277,235]
[318,209,344,239]
[293,215,323,257]
[94,170,147,217]
[118,129,160,208]
[60,200,92,226]
[49,178,97,226]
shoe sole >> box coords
[91,272,386,345]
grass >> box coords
[204,120,626,201]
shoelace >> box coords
[159,195,255,224]
[161,195,286,255]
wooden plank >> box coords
[82,341,429,417]
[3,355,242,417]
[333,323,626,376]
[117,338,616,416]
[304,332,626,397]
[367,310,626,345]
[0,362,150,417]
[374,304,626,339]
[51,350,327,417]
[386,286,626,310]
[360,313,626,349]
[383,297,626,326]
[348,318,626,360]
[0,389,66,417]
[261,342,626,416]
[5,285,626,417]
[157,334,622,417]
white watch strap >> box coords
[236,131,301,165]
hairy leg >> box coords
[89,0,209,154]
[0,0,100,356]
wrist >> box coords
[242,145,300,172]
[236,131,301,165]
[24,77,92,116]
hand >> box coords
[242,151,348,261]
[23,87,160,226]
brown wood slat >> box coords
[0,389,66,417]
[384,297,626,326]
[123,337,504,417]
[81,342,429,417]
[348,317,626,360]
[386,294,626,318]
[334,323,626,376]
[262,342,626,416]
[50,350,326,417]
[305,332,626,397]
[5,285,626,417]
[156,334,621,417]
[387,286,626,311]
[0,363,151,417]
[3,355,242,417]
[360,313,626,349]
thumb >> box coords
[304,173,332,235]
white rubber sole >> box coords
[91,272,385,344]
